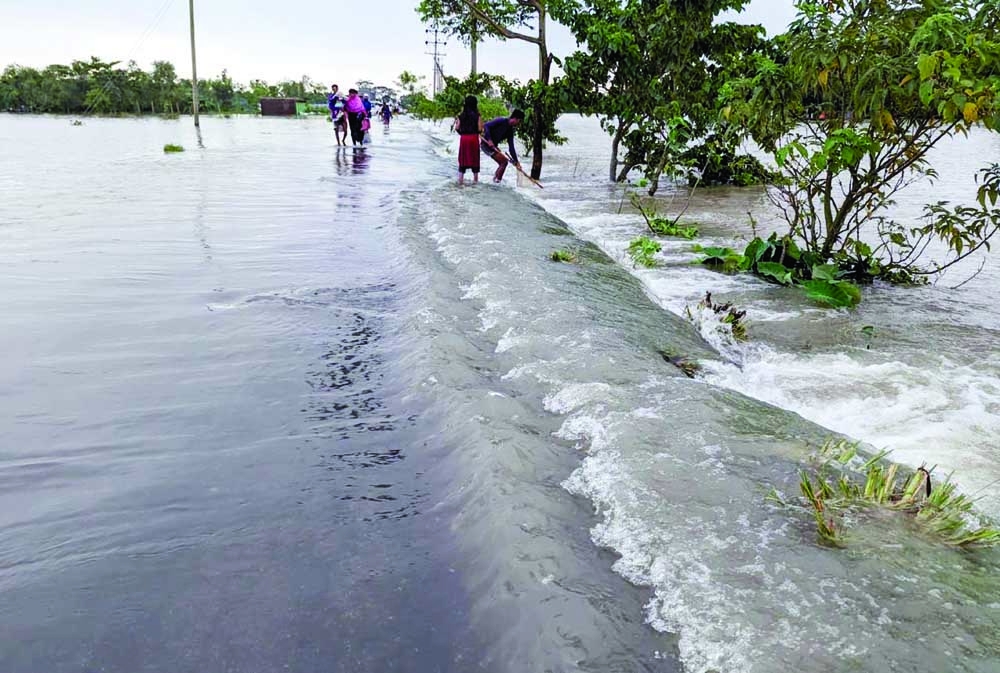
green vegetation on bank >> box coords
[692,233,864,309]
[162,143,184,153]
[405,73,510,122]
[0,57,397,116]
[724,0,1000,286]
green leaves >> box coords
[627,236,662,267]
[801,279,862,308]
[917,53,939,80]
[756,261,793,285]
[785,438,1000,549]
[809,263,839,281]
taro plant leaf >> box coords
[742,237,768,266]
[801,279,862,308]
[756,261,793,285]
[691,245,738,264]
[811,264,839,281]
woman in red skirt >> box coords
[453,95,484,184]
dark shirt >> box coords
[483,116,518,164]
[327,93,342,111]
[456,111,480,135]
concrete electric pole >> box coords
[189,0,200,127]
[424,25,447,98]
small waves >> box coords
[419,115,1000,673]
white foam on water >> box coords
[511,128,1000,673]
[701,349,1000,515]
[543,382,613,415]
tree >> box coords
[151,60,178,113]
[561,0,768,193]
[418,0,572,179]
[724,0,1000,282]
[396,70,427,107]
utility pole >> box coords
[470,19,477,76]
[424,25,447,98]
[188,0,199,127]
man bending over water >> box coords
[481,109,524,183]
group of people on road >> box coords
[326,85,524,185]
[453,95,524,185]
[326,83,394,147]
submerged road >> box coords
[0,116,678,673]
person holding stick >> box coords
[481,109,524,183]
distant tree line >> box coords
[0,58,395,115]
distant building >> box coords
[259,98,306,116]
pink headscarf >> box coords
[345,94,366,114]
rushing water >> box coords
[2,113,999,673]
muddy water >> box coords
[2,113,999,673]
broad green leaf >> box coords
[742,237,768,264]
[919,80,935,105]
[917,53,939,80]
[802,279,862,308]
[811,264,839,281]
[757,261,793,285]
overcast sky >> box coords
[0,0,799,89]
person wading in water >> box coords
[481,109,524,183]
[454,95,484,184]
[327,84,347,146]
[344,89,367,147]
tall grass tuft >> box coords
[779,439,1000,549]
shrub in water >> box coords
[627,236,661,268]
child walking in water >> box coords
[327,84,347,146]
[454,95,484,184]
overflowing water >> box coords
[2,113,999,673]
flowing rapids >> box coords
[1,113,998,673]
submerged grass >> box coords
[163,143,185,153]
[777,438,1000,549]
[550,249,577,263]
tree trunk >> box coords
[648,150,670,196]
[610,119,626,182]
[529,7,548,180]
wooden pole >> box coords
[189,0,200,127]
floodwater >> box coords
[2,113,999,673]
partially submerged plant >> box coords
[627,236,661,268]
[631,193,699,239]
[550,249,576,263]
[692,234,862,308]
[778,438,1000,549]
[163,143,184,153]
[657,348,701,378]
[697,292,748,341]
